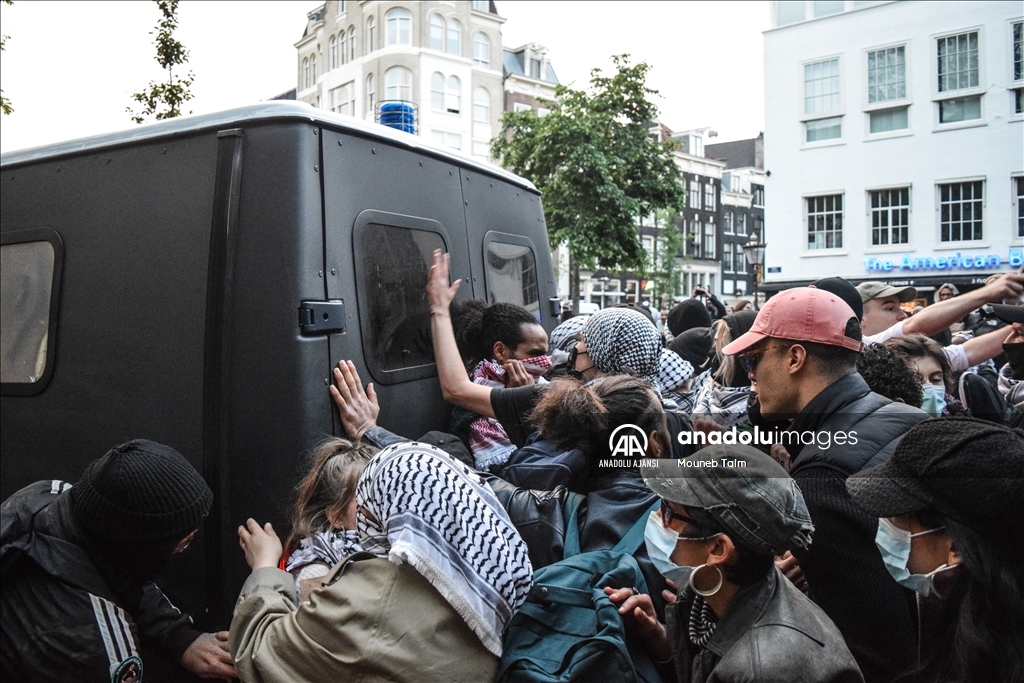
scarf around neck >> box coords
[355,443,534,656]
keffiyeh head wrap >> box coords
[582,308,663,387]
[657,348,694,393]
[550,316,588,353]
[355,443,533,656]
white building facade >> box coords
[763,0,1023,299]
[295,1,505,160]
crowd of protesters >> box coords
[2,251,1022,683]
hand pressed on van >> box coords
[330,360,380,440]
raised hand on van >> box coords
[330,360,380,439]
[427,248,462,315]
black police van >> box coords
[0,102,556,625]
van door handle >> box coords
[298,301,346,336]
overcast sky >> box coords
[0,1,769,154]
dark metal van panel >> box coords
[0,135,218,496]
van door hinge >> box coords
[298,300,345,335]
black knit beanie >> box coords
[667,300,713,337]
[668,326,714,370]
[71,439,213,542]
[812,277,864,321]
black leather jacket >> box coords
[666,567,864,683]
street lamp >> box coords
[599,275,611,309]
[742,233,767,310]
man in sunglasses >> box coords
[721,286,928,683]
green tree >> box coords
[492,55,686,312]
[1,0,13,116]
[647,210,684,306]
[128,0,194,124]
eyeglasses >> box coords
[567,342,594,377]
[660,500,702,530]
[737,344,790,374]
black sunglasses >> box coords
[737,344,789,373]
[660,500,701,530]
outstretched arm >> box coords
[903,274,1024,336]
[427,249,495,417]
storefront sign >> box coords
[864,249,1022,273]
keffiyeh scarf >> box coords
[658,348,695,414]
[582,308,663,389]
[549,316,588,367]
[691,374,751,428]
[355,443,534,656]
[467,356,551,470]
[284,529,363,573]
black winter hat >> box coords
[847,418,1024,539]
[667,300,713,337]
[71,439,213,542]
[812,277,864,321]
[668,326,714,370]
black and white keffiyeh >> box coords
[583,308,663,388]
[355,443,534,656]
[550,316,588,353]
[284,529,363,573]
[658,348,694,393]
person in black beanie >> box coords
[667,299,714,338]
[1,439,236,682]
[847,418,1024,683]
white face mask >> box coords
[875,518,957,597]
[643,510,716,586]
[920,382,946,418]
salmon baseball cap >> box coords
[722,287,863,356]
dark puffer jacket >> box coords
[785,373,928,683]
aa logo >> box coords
[608,424,648,458]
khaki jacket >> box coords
[230,553,498,683]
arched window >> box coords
[384,66,412,101]
[302,57,309,89]
[366,16,375,53]
[348,26,356,62]
[473,87,489,123]
[429,14,445,52]
[310,54,317,85]
[339,31,347,65]
[366,73,375,114]
[446,75,461,113]
[385,8,411,46]
[473,32,490,67]
[446,18,461,55]
[430,72,445,111]
[329,35,337,70]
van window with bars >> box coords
[1,241,55,384]
[359,224,444,370]
[485,242,540,316]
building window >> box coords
[688,180,699,209]
[339,31,347,65]
[473,87,489,124]
[814,0,844,18]
[938,181,983,242]
[430,14,445,51]
[753,186,764,207]
[937,31,981,123]
[869,188,910,246]
[1016,176,1024,237]
[473,32,490,67]
[724,210,734,234]
[870,107,909,134]
[337,0,346,15]
[310,54,317,86]
[704,183,715,211]
[384,66,412,101]
[723,242,734,272]
[386,8,411,46]
[447,19,461,55]
[804,58,842,142]
[736,212,747,236]
[703,223,715,259]
[473,141,489,158]
[472,0,489,11]
[365,73,375,114]
[737,246,748,274]
[430,72,445,111]
[329,35,338,70]
[529,58,542,79]
[806,194,843,249]
[868,46,906,104]
[330,82,355,116]
[1013,22,1023,114]
[348,26,356,62]
[302,57,310,89]
[753,216,763,238]
[366,16,376,53]
[513,102,531,113]
[446,76,461,114]
[430,130,462,150]
[685,221,698,257]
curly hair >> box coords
[857,343,924,408]
[451,299,541,366]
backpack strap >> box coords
[561,492,585,560]
[611,501,660,556]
